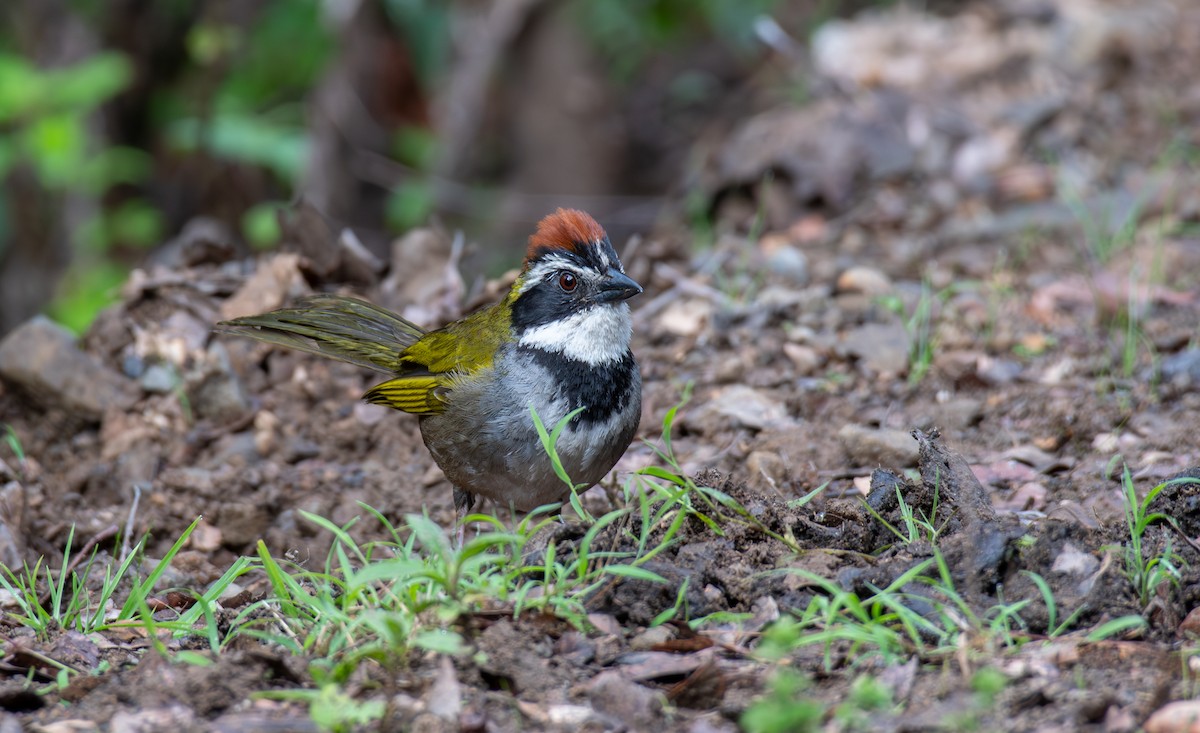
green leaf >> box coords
[1087,615,1147,641]
[601,564,668,583]
[636,466,687,486]
[175,650,214,667]
[47,261,129,334]
[242,202,283,250]
[345,558,424,587]
[47,52,133,112]
[167,114,308,180]
[24,114,86,186]
[119,517,202,620]
[412,629,467,655]
[0,54,39,120]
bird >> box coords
[217,209,643,524]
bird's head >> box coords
[509,209,642,366]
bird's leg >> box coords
[452,487,478,549]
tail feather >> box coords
[216,295,425,374]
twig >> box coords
[120,483,144,565]
[1167,521,1200,557]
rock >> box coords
[932,397,982,430]
[629,625,673,651]
[139,363,176,394]
[211,714,319,733]
[782,343,822,375]
[150,217,236,269]
[216,503,272,548]
[110,705,194,733]
[188,523,223,553]
[0,499,22,569]
[953,129,1019,188]
[837,424,918,468]
[687,717,739,733]
[1163,349,1200,385]
[476,620,553,696]
[1145,700,1200,733]
[717,100,913,214]
[1180,607,1200,638]
[219,253,308,321]
[995,481,1047,513]
[425,657,461,722]
[187,342,250,422]
[1092,432,1120,454]
[746,451,788,490]
[706,385,789,430]
[840,322,910,375]
[759,235,809,285]
[278,202,340,278]
[381,228,457,322]
[660,299,713,338]
[336,228,385,284]
[1051,543,1099,577]
[0,316,138,419]
[254,410,280,455]
[586,671,664,731]
[713,355,744,383]
[836,266,892,296]
[977,356,1023,385]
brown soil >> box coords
[5,1,1200,731]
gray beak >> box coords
[596,269,643,303]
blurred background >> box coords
[2,0,1196,336]
[0,0,832,334]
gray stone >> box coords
[978,356,1023,385]
[836,266,892,296]
[932,397,983,430]
[629,625,673,651]
[0,480,23,572]
[837,424,919,468]
[1051,543,1100,577]
[110,705,194,733]
[840,322,911,375]
[1163,349,1200,384]
[0,316,137,418]
[186,342,250,421]
[764,242,809,285]
[746,450,788,490]
[587,670,664,731]
[707,385,790,430]
[217,503,271,547]
[139,363,177,394]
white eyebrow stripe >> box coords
[518,254,590,294]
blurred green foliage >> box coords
[572,0,781,79]
[242,202,285,251]
[383,0,451,88]
[0,51,142,193]
[0,0,333,332]
[3,0,790,333]
[0,50,148,332]
[168,0,333,182]
[47,261,130,334]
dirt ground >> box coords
[5,1,1200,731]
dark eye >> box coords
[557,271,578,292]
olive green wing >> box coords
[217,294,424,374]
[362,301,513,415]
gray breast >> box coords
[417,344,641,511]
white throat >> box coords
[518,304,632,366]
